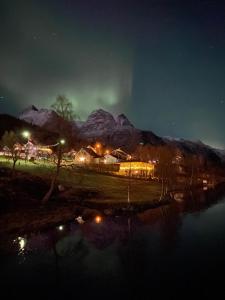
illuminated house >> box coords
[111,148,130,161]
[24,141,37,159]
[74,147,102,164]
[104,154,119,164]
[37,146,53,156]
[118,161,155,178]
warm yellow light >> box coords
[105,150,109,154]
[96,143,101,148]
[18,237,26,251]
[95,215,102,224]
[128,155,132,160]
[79,156,85,162]
[119,161,154,173]
[60,139,65,145]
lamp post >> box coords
[22,131,30,140]
[22,131,31,162]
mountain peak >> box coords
[21,105,38,114]
[79,109,116,136]
[88,109,115,119]
[116,113,134,127]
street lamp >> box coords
[60,139,65,145]
[22,131,30,139]
[94,215,102,224]
[22,131,31,162]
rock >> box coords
[58,184,65,192]
[75,216,85,224]
[173,192,184,202]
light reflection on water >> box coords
[2,185,225,297]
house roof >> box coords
[82,147,102,158]
[111,148,129,159]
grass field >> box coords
[0,157,162,204]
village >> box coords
[0,131,156,180]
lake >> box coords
[1,185,225,299]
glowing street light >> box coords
[96,143,101,149]
[60,139,65,145]
[22,131,30,139]
[14,236,27,253]
[94,215,102,224]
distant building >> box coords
[64,149,77,160]
[118,161,155,178]
[111,148,130,161]
[25,141,37,159]
[74,147,102,164]
[104,154,119,164]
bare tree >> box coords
[0,131,21,176]
[42,95,77,203]
[42,139,65,203]
[184,153,201,187]
[156,145,176,200]
[51,94,78,121]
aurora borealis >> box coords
[0,0,225,148]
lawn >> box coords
[0,157,162,204]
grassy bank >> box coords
[0,158,165,234]
[0,158,162,203]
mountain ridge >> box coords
[12,105,225,164]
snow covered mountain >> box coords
[19,105,78,134]
[19,105,60,130]
[76,109,168,149]
[19,106,141,149]
[78,109,141,149]
[19,106,225,163]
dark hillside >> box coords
[0,114,58,144]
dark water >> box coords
[1,186,225,299]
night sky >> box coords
[0,0,225,148]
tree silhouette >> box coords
[51,94,78,121]
[0,130,21,175]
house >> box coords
[24,140,38,159]
[118,161,155,178]
[104,154,119,164]
[111,148,131,161]
[74,147,102,164]
[63,149,77,160]
[37,146,53,158]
